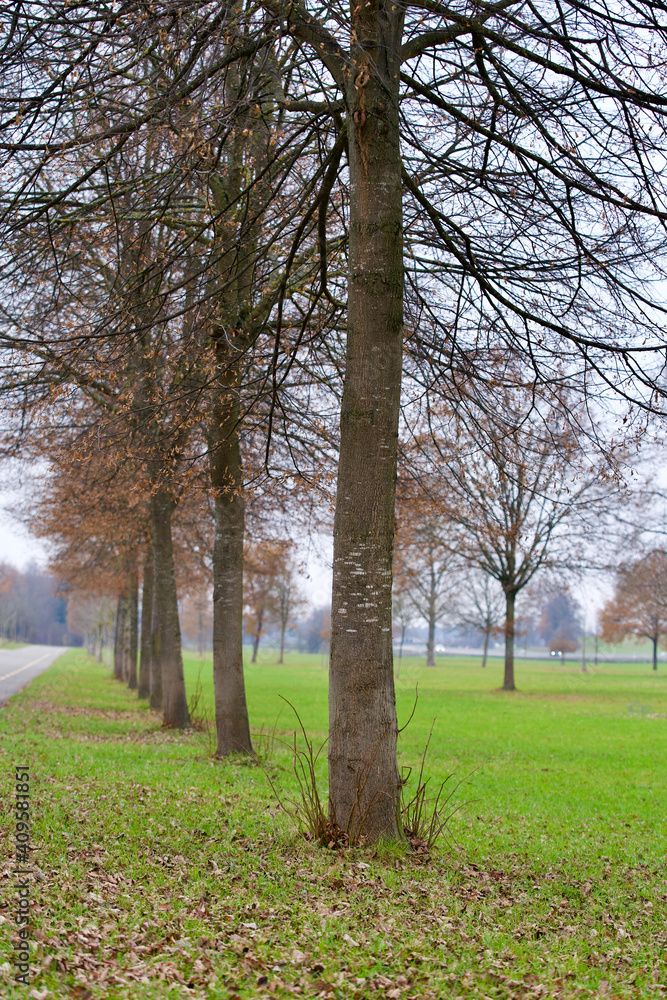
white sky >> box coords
[0,462,649,628]
[0,501,49,568]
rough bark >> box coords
[208,385,253,757]
[328,2,405,844]
[503,589,517,691]
[138,541,154,699]
[113,596,125,681]
[127,566,139,690]
[150,489,189,728]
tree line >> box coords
[0,564,76,646]
[1,0,667,841]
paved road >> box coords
[0,645,65,705]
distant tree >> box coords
[599,550,667,671]
[0,563,75,645]
[405,383,618,692]
[272,548,307,665]
[300,605,331,655]
[67,594,115,661]
[180,591,213,658]
[243,541,293,663]
[392,590,414,677]
[453,574,505,669]
[538,589,582,654]
[394,505,460,666]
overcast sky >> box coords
[0,504,49,568]
[0,470,631,627]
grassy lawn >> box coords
[0,649,666,999]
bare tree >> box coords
[392,590,414,678]
[405,385,619,691]
[453,573,505,669]
[4,1,667,841]
[394,509,460,666]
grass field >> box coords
[0,649,665,999]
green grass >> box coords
[0,649,666,999]
[0,640,29,649]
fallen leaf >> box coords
[343,933,359,947]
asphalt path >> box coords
[0,645,65,706]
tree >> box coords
[0,563,72,645]
[272,546,307,664]
[243,541,286,664]
[405,384,617,691]
[392,591,414,678]
[257,0,667,840]
[600,550,667,671]
[66,595,114,660]
[538,589,581,655]
[453,573,505,669]
[394,507,460,666]
[4,0,667,842]
[181,590,213,658]
[299,605,331,654]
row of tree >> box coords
[1,1,667,841]
[0,564,74,646]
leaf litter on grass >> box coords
[0,651,666,999]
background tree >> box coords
[394,505,460,667]
[392,591,414,678]
[271,545,307,664]
[599,550,667,671]
[3,0,667,842]
[453,573,505,669]
[538,589,582,656]
[0,563,73,645]
[405,383,618,691]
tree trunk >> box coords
[329,4,405,844]
[503,589,517,691]
[481,629,490,669]
[251,608,264,665]
[138,542,154,699]
[113,596,125,681]
[279,620,286,665]
[397,623,406,679]
[149,568,162,711]
[426,613,436,666]
[122,592,131,682]
[127,566,139,690]
[208,391,253,757]
[652,634,658,671]
[150,489,189,728]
